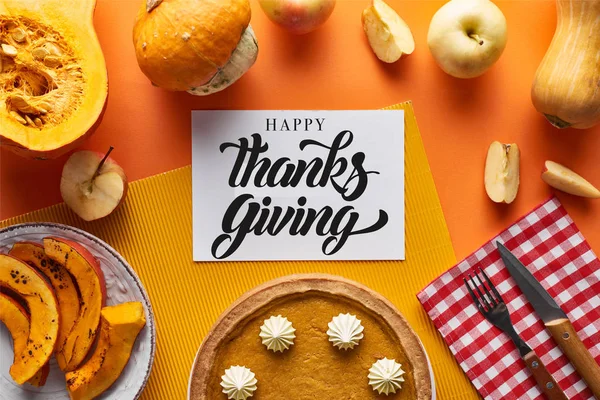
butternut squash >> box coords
[0,293,50,387]
[66,302,147,400]
[133,0,258,96]
[0,0,108,159]
[0,254,59,384]
[531,0,600,129]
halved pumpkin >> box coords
[0,0,108,159]
[66,302,147,400]
[0,292,50,387]
[44,236,106,371]
[0,254,59,384]
[9,241,81,359]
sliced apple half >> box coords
[484,141,520,204]
[61,147,128,222]
[9,242,81,360]
[542,161,600,199]
[0,255,59,384]
[0,293,50,387]
[66,302,146,400]
[44,237,106,372]
[362,0,415,63]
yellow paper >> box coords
[0,102,477,399]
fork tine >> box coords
[469,274,490,311]
[464,278,482,310]
[474,272,497,307]
[480,268,503,303]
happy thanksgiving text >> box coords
[211,119,389,259]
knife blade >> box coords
[497,242,600,398]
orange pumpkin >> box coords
[0,0,108,159]
[132,0,258,96]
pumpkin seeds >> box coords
[10,94,43,115]
[32,47,49,60]
[10,111,27,125]
[43,55,62,68]
[24,114,34,126]
[1,44,17,57]
[11,28,27,43]
[34,117,43,127]
[45,42,62,56]
[38,101,52,113]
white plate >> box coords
[0,223,156,400]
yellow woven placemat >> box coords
[1,102,477,400]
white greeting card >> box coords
[191,110,404,262]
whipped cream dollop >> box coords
[221,366,257,400]
[368,358,405,395]
[327,313,364,350]
[259,315,296,353]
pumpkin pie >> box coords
[188,274,432,399]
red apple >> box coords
[259,0,336,35]
[60,147,128,221]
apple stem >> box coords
[92,146,114,182]
[469,34,484,46]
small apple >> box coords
[362,0,415,63]
[60,147,128,221]
[542,161,600,199]
[484,141,520,204]
[259,0,336,35]
[427,0,507,78]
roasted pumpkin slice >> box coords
[0,0,108,159]
[9,241,81,359]
[66,302,146,400]
[44,237,106,371]
[0,255,59,384]
[0,293,50,387]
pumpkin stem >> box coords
[92,146,114,182]
[146,0,163,12]
[544,114,572,129]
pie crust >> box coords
[188,274,432,399]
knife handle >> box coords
[523,351,567,400]
[547,318,600,398]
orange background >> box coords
[2,0,600,272]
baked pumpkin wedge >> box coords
[0,292,50,387]
[0,254,59,384]
[0,0,108,159]
[9,241,81,360]
[44,236,106,372]
[66,302,147,400]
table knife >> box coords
[497,242,600,398]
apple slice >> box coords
[61,146,128,221]
[0,293,50,387]
[362,0,415,63]
[0,255,59,384]
[9,242,81,360]
[484,141,520,204]
[44,237,106,372]
[542,161,600,198]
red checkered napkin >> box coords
[417,197,600,400]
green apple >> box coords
[259,0,336,35]
[427,0,507,78]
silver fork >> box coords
[464,268,567,400]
